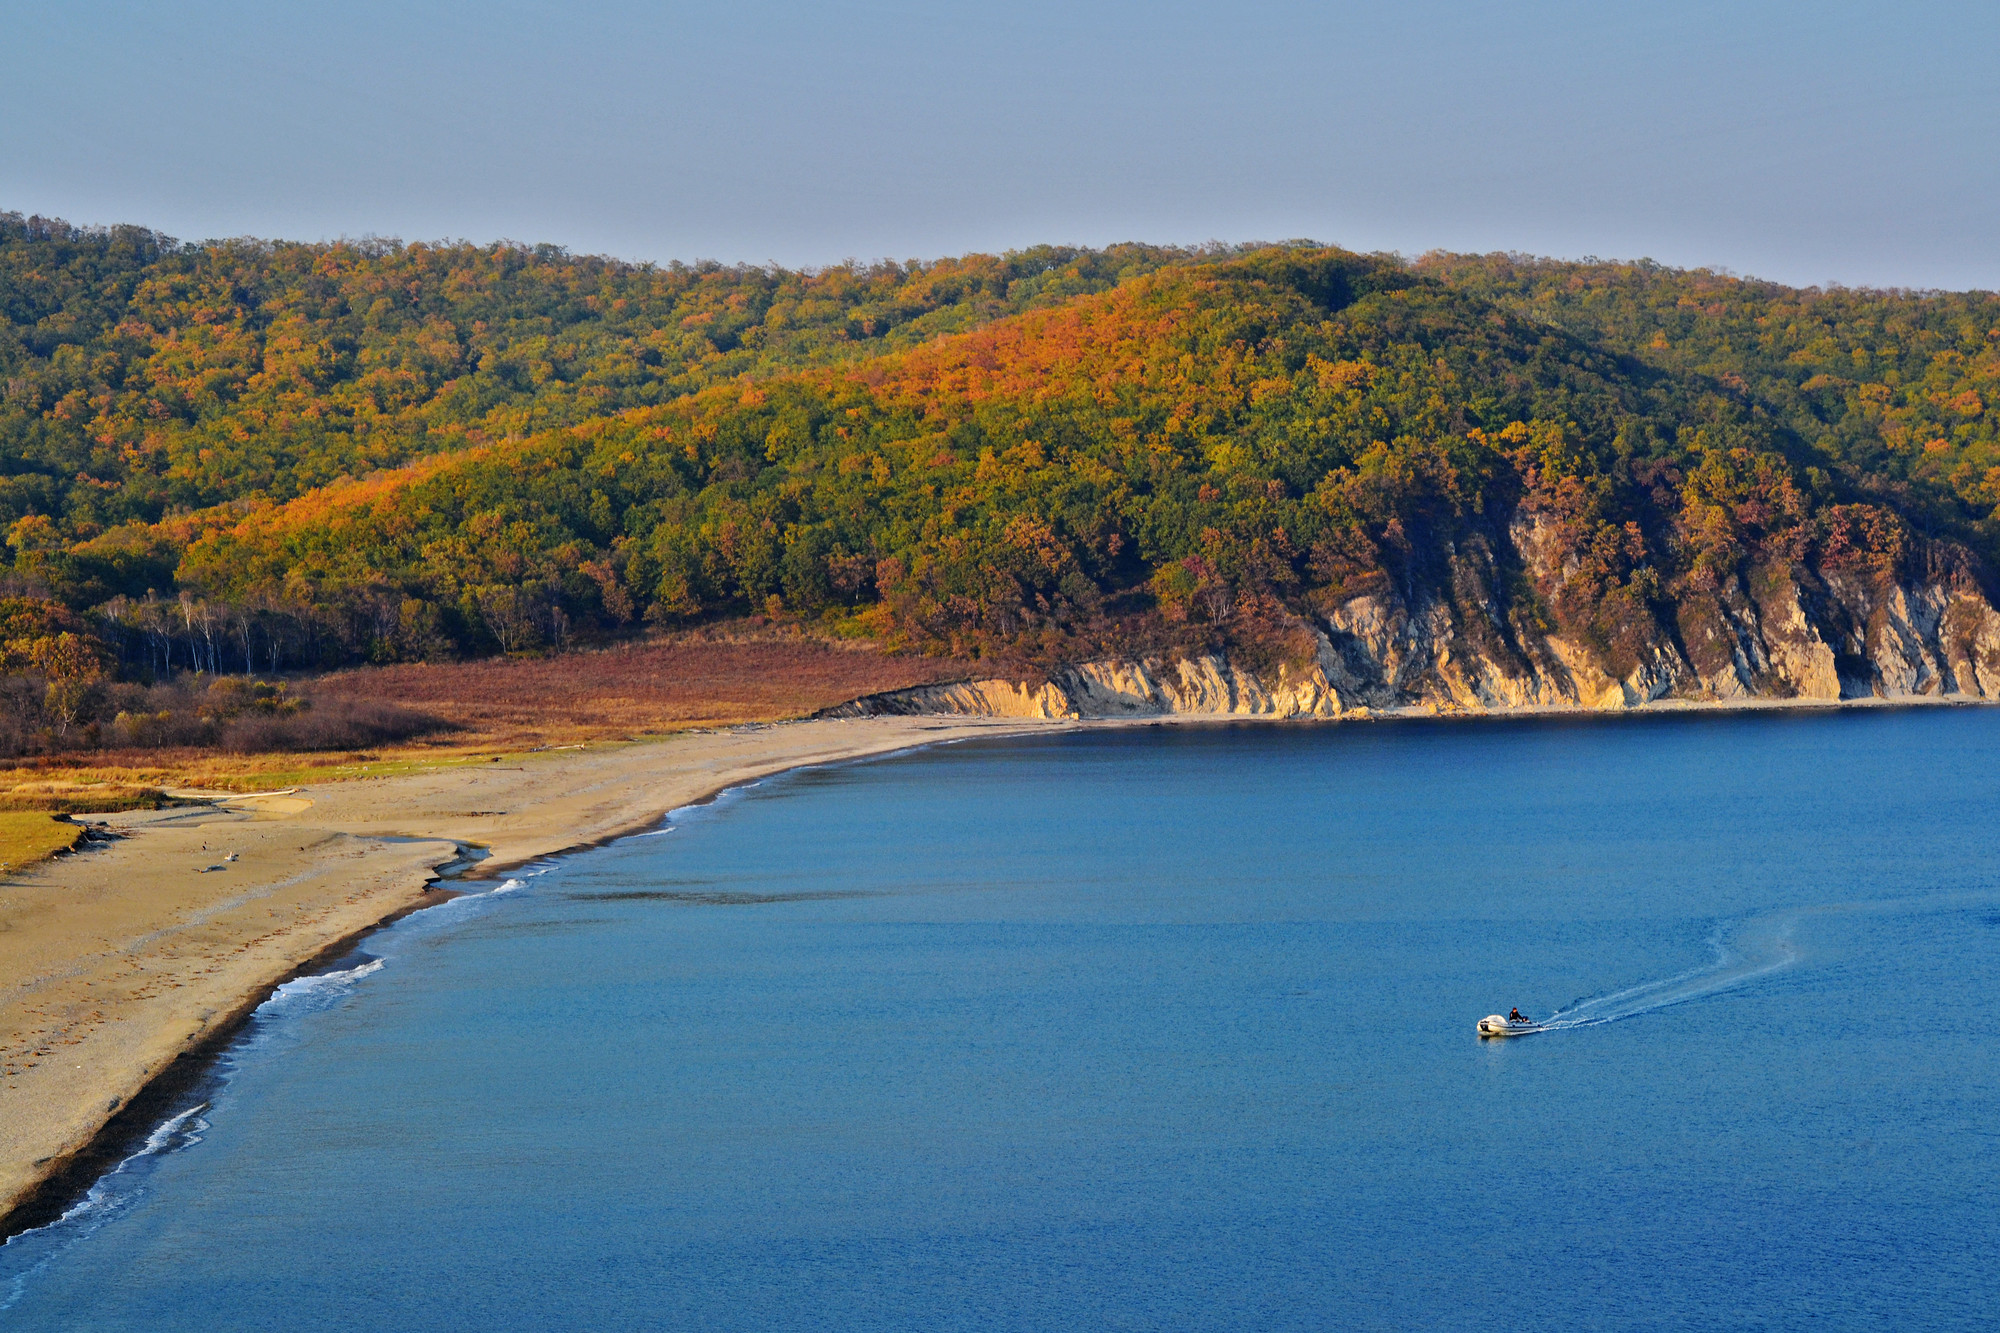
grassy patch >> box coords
[0,783,172,812]
[0,812,85,871]
[195,751,523,791]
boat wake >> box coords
[1533,911,1802,1034]
[1524,884,2000,1035]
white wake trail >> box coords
[1536,912,1801,1032]
[1528,884,2000,1034]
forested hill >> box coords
[1421,252,2000,529]
[4,212,2000,729]
[0,214,1198,526]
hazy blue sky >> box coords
[5,0,1997,288]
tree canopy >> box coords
[4,214,1997,700]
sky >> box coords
[4,0,1998,289]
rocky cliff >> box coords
[826,533,2000,721]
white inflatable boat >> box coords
[1477,1014,1542,1037]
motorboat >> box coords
[1477,1013,1541,1037]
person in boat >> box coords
[1509,1008,1527,1024]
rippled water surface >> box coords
[6,712,1999,1330]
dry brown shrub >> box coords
[308,623,974,747]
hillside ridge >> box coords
[5,217,2000,745]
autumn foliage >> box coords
[2,215,1997,731]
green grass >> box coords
[0,812,85,871]
[206,751,531,791]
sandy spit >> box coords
[0,715,1072,1226]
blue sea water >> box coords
[5,711,1999,1330]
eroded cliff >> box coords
[828,531,2000,720]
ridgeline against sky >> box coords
[9,2,2000,289]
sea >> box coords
[4,710,1997,1330]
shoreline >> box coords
[0,716,1074,1234]
[914,687,1998,734]
[1275,691,1998,728]
[1352,690,1999,722]
[0,883,458,1238]
[3,688,1989,1238]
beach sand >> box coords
[0,715,1069,1226]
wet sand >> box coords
[0,716,1068,1225]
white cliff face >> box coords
[1751,571,1842,699]
[825,535,2000,720]
[1325,590,1575,710]
[833,678,1079,719]
[1819,572,1964,697]
[838,654,1349,721]
[1540,637,1624,710]
[1674,579,1771,700]
[1062,652,1339,718]
[1943,592,2000,697]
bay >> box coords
[5,711,1997,1330]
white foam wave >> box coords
[485,859,560,895]
[253,958,386,1022]
[135,1103,209,1158]
[278,956,383,994]
[8,953,388,1267]
[47,1104,210,1230]
[0,1102,211,1306]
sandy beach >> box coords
[0,715,1070,1227]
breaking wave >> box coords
[0,1102,210,1309]
[260,958,386,1017]
[1,948,404,1302]
[428,861,553,912]
[487,860,559,895]
[2,833,560,1305]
